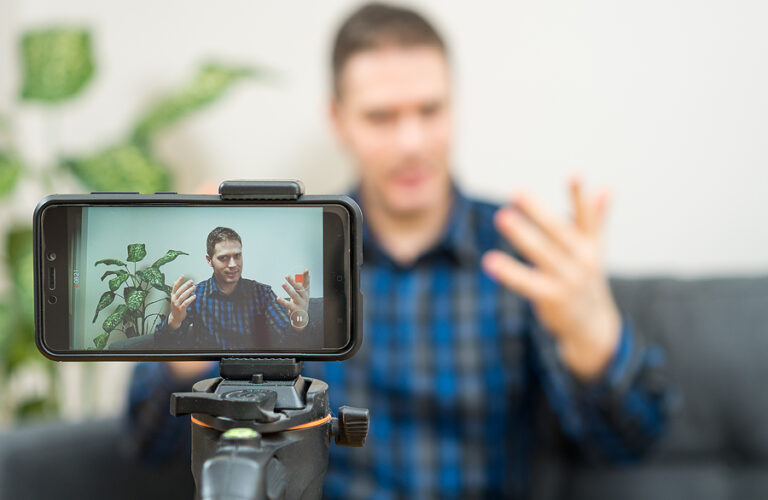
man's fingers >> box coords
[570,176,612,237]
[285,274,301,290]
[172,275,185,294]
[513,193,581,253]
[175,279,194,294]
[303,270,310,295]
[594,189,612,235]
[180,294,196,308]
[285,274,308,298]
[495,209,573,279]
[481,250,559,302]
[175,281,195,302]
[276,297,292,311]
[570,176,591,233]
[282,282,301,302]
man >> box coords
[128,3,669,497]
[156,226,311,348]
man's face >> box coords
[207,239,242,285]
[331,45,453,216]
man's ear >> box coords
[206,254,212,267]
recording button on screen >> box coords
[291,310,309,329]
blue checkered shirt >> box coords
[128,189,669,498]
[155,276,292,349]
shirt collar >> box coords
[353,183,481,268]
[208,274,244,298]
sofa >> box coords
[1,275,766,499]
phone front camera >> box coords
[47,251,56,261]
[47,296,57,304]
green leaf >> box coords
[0,150,22,198]
[0,298,41,379]
[0,301,19,371]
[138,267,171,294]
[100,269,126,281]
[136,266,167,292]
[102,304,127,333]
[19,28,95,102]
[131,63,263,145]
[63,142,171,193]
[15,397,52,419]
[152,249,188,268]
[125,288,148,311]
[108,272,130,291]
[6,227,34,326]
[0,301,16,337]
[122,303,140,322]
[126,243,147,262]
[93,332,110,350]
[95,258,126,267]
[92,291,115,323]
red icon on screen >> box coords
[295,274,304,285]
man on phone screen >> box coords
[128,3,670,498]
[155,226,311,349]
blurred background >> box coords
[0,0,765,454]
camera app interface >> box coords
[67,206,326,352]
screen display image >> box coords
[47,204,350,354]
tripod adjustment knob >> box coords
[332,406,369,447]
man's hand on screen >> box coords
[168,275,196,330]
[277,270,310,329]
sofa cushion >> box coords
[611,275,768,461]
[535,275,768,500]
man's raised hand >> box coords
[168,275,197,330]
[277,270,310,328]
[481,177,622,380]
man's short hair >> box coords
[331,2,447,97]
[206,227,242,256]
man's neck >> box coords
[363,186,453,267]
[214,276,238,295]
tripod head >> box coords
[171,358,369,500]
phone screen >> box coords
[39,202,353,356]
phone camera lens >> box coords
[47,251,56,261]
[48,296,57,304]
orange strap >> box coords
[191,413,331,432]
[285,414,332,431]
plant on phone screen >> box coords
[90,245,188,349]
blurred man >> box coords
[128,3,669,498]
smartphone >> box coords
[33,193,362,361]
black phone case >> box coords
[33,186,363,362]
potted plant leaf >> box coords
[91,244,187,349]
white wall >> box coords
[1,0,767,419]
[1,0,766,275]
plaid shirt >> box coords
[128,189,669,498]
[155,276,293,349]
